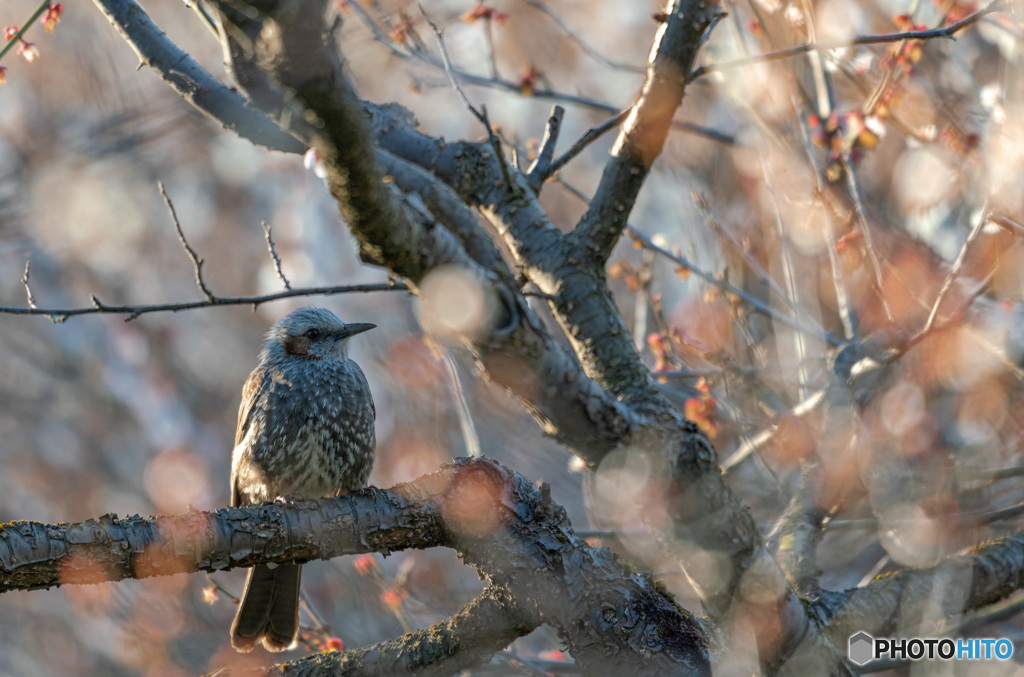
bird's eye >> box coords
[305,328,320,340]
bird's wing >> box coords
[231,367,264,507]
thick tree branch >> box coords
[215,586,535,677]
[209,7,812,671]
[573,0,720,265]
[1,457,710,676]
[91,0,305,154]
[209,1,641,465]
[364,98,666,407]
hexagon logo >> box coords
[848,632,875,666]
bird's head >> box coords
[263,307,375,362]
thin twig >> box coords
[688,1,1010,81]
[841,155,892,324]
[441,348,481,457]
[758,138,813,399]
[299,591,331,634]
[20,260,64,323]
[0,282,408,322]
[21,261,39,311]
[419,8,515,190]
[990,213,1024,238]
[556,176,839,347]
[482,8,498,79]
[721,387,828,472]
[419,6,484,123]
[516,0,645,74]
[526,105,564,191]
[906,267,995,351]
[544,109,629,181]
[158,181,215,302]
[261,220,292,290]
[0,0,51,63]
[694,192,792,311]
[347,0,734,145]
[205,572,239,602]
[921,208,989,336]
[794,105,856,340]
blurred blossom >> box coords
[418,265,497,342]
[303,147,327,179]
[733,63,792,121]
[892,147,959,214]
[590,448,661,532]
[736,554,789,606]
[379,431,447,484]
[385,335,442,389]
[877,503,942,566]
[770,414,818,466]
[380,587,408,612]
[18,42,40,63]
[673,540,731,601]
[567,455,588,473]
[201,585,218,605]
[980,83,1003,111]
[983,123,1024,208]
[957,379,1008,445]
[879,380,925,438]
[42,4,63,33]
[352,554,380,576]
[817,0,866,42]
[783,4,804,26]
[849,50,874,75]
[144,448,210,513]
[670,296,732,354]
[440,466,504,537]
[324,636,345,652]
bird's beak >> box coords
[334,323,376,341]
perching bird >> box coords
[230,307,376,653]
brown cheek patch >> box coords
[283,336,310,357]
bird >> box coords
[229,306,376,653]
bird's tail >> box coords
[230,562,302,653]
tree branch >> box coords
[2,457,710,676]
[573,0,720,265]
[0,282,408,322]
[91,0,305,154]
[216,586,535,676]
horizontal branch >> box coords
[689,0,1010,81]
[2,457,710,676]
[0,282,408,322]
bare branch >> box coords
[840,155,892,324]
[20,262,48,317]
[921,208,989,336]
[90,0,304,153]
[558,177,839,347]
[159,182,215,302]
[573,0,722,265]
[0,282,408,321]
[543,109,628,182]
[525,105,564,192]
[261,220,291,291]
[689,1,1012,81]
[515,0,646,74]
[2,458,711,676]
[346,0,735,145]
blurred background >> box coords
[0,0,1022,674]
